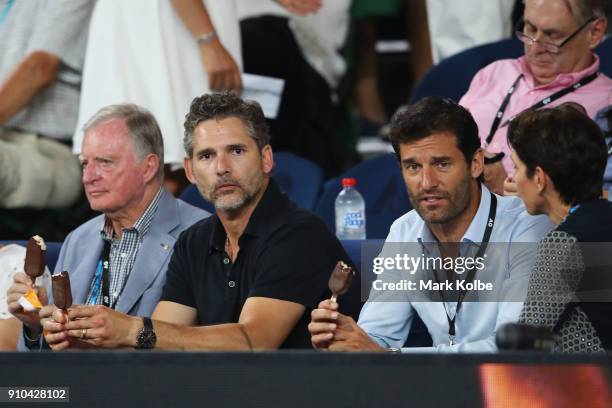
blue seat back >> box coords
[0,240,62,272]
[272,152,324,210]
[596,36,612,77]
[179,151,324,212]
[411,38,524,103]
[411,36,612,104]
[315,154,412,239]
[179,185,214,213]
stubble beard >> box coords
[409,171,473,225]
[200,171,264,212]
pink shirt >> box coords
[460,55,612,176]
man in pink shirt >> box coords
[460,0,611,195]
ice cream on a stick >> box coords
[328,261,354,303]
[52,271,73,311]
[24,235,46,279]
[17,236,47,311]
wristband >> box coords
[196,31,217,46]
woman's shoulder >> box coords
[557,200,612,242]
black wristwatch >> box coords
[135,317,156,349]
[23,326,42,350]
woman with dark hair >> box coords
[508,102,612,352]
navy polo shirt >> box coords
[161,180,356,348]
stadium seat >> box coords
[411,36,612,103]
[0,240,62,272]
[272,152,324,210]
[597,36,612,78]
[180,151,324,212]
[315,153,412,239]
[179,184,214,213]
[410,38,524,103]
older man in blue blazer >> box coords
[7,104,208,350]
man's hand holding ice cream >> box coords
[6,236,49,337]
[41,271,88,351]
[309,261,385,352]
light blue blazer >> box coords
[19,189,208,350]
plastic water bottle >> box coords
[335,178,366,240]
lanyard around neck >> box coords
[91,240,114,308]
[485,72,599,147]
[0,0,15,27]
[430,192,497,346]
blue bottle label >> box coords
[343,211,365,228]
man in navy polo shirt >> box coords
[42,92,356,350]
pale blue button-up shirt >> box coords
[358,185,554,352]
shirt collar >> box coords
[461,184,492,244]
[242,179,288,238]
[100,187,164,241]
[518,54,600,90]
[209,216,226,254]
[417,185,492,247]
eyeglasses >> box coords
[515,18,595,54]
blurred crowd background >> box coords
[0,0,611,241]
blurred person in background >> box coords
[460,0,611,195]
[424,0,516,65]
[0,243,51,350]
[0,0,94,209]
[237,0,357,177]
[73,0,243,195]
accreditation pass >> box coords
[0,387,69,403]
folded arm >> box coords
[0,51,59,124]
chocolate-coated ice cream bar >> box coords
[24,235,46,279]
[52,271,73,310]
[328,261,354,302]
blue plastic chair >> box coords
[410,38,524,103]
[597,36,612,77]
[0,240,62,272]
[315,154,412,239]
[411,36,612,104]
[179,184,213,213]
[180,151,324,212]
[272,152,324,210]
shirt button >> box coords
[223,258,230,265]
[228,280,236,288]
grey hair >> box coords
[562,0,606,23]
[82,104,165,180]
[183,91,271,158]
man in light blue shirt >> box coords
[309,97,553,353]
